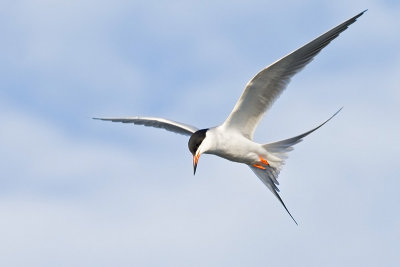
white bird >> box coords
[94,11,366,225]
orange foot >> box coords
[259,156,270,166]
[252,164,266,170]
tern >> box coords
[94,11,365,224]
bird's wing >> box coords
[223,10,366,139]
[93,116,199,136]
[249,165,298,225]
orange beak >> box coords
[193,153,200,175]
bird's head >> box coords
[188,129,209,175]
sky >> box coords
[0,0,399,266]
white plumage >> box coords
[94,11,366,224]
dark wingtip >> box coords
[357,9,368,17]
[92,117,108,121]
[347,10,367,25]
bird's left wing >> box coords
[93,116,199,136]
[223,11,366,139]
[249,165,298,225]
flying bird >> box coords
[94,11,366,224]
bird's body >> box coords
[94,11,366,224]
[202,126,277,166]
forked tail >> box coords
[252,108,342,224]
[263,107,342,163]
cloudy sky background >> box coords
[1,0,399,266]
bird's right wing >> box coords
[93,116,199,136]
[223,11,366,140]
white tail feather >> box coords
[263,108,342,171]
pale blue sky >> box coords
[1,0,399,266]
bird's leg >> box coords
[259,156,270,166]
[252,164,266,170]
[252,156,270,170]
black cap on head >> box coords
[188,129,208,155]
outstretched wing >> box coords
[93,116,199,136]
[249,165,298,225]
[223,11,366,139]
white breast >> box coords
[203,126,263,164]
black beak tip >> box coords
[193,164,197,175]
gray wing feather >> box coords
[93,116,199,136]
[223,11,366,139]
